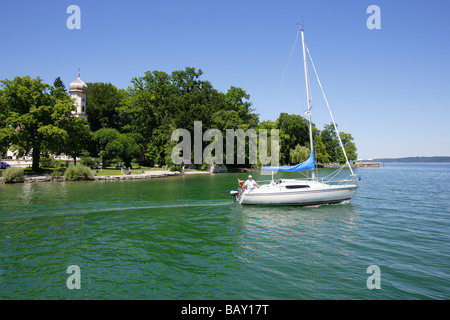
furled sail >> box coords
[262,151,315,172]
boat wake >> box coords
[86,200,232,214]
[0,200,233,221]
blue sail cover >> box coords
[262,151,315,172]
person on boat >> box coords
[245,175,259,190]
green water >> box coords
[1,164,449,299]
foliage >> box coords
[0,69,358,171]
[40,155,56,168]
[85,82,124,132]
[255,120,279,167]
[314,135,331,164]
[337,132,357,163]
[320,124,357,163]
[59,116,91,165]
[169,164,181,172]
[2,167,25,183]
[289,144,310,164]
[0,76,83,171]
[50,170,63,180]
[320,124,340,162]
[53,77,66,91]
[275,113,310,164]
[119,67,259,167]
[92,128,142,168]
[80,157,93,166]
[64,164,94,181]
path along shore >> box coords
[20,170,209,183]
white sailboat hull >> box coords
[238,180,357,206]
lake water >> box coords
[0,163,449,300]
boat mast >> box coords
[301,27,316,180]
[304,45,356,178]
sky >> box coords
[1,0,449,159]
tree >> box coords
[321,124,340,163]
[119,70,173,165]
[289,144,310,164]
[0,76,76,171]
[120,67,259,167]
[256,120,278,167]
[92,128,141,168]
[60,117,91,165]
[0,90,12,157]
[320,123,357,163]
[336,132,357,163]
[53,77,66,91]
[85,82,124,132]
[275,113,310,164]
[314,134,331,164]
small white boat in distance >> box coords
[233,27,359,206]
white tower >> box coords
[69,68,88,121]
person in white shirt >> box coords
[245,175,259,190]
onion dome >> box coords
[69,69,87,92]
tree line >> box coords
[0,67,357,172]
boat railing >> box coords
[247,173,359,188]
[321,174,359,186]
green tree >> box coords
[120,67,259,167]
[314,134,331,164]
[275,113,310,164]
[256,120,278,167]
[320,124,357,163]
[92,128,141,168]
[0,76,76,171]
[336,132,357,163]
[321,124,340,163]
[60,117,91,165]
[289,144,310,164]
[119,70,173,165]
[53,77,66,91]
[210,87,259,167]
[85,82,124,132]
[0,87,13,156]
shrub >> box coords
[40,156,56,168]
[168,164,181,172]
[50,170,63,180]
[80,157,93,166]
[2,167,25,183]
[64,164,94,181]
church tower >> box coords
[69,69,88,121]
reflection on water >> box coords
[226,202,363,299]
[237,202,360,240]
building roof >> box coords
[69,77,87,92]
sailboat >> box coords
[232,27,359,206]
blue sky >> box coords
[1,0,449,159]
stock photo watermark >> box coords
[170,121,280,174]
[64,264,381,291]
[366,265,381,289]
[66,5,81,30]
[66,265,81,289]
[366,5,381,30]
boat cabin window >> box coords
[285,185,309,189]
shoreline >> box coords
[1,163,379,184]
[1,170,212,184]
